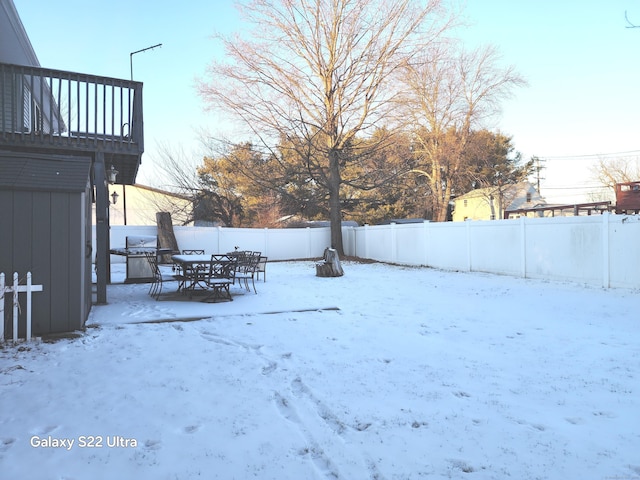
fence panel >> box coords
[468,221,521,276]
[523,216,604,285]
[607,215,640,288]
[1,272,43,342]
[173,226,220,254]
[395,223,427,265]
[99,213,640,289]
[425,222,469,271]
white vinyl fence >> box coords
[98,213,640,289]
[106,225,332,262]
[1,272,43,342]
[349,213,640,289]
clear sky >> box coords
[12,0,640,204]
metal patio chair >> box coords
[201,255,237,303]
[234,251,261,293]
[144,251,182,300]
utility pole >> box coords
[533,156,546,194]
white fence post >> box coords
[12,273,18,342]
[520,216,527,278]
[466,220,472,272]
[0,271,43,342]
[264,228,269,259]
[602,212,610,288]
[364,224,370,259]
[26,272,34,340]
[423,221,429,266]
[390,223,397,263]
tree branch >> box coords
[625,11,640,28]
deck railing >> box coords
[0,62,143,154]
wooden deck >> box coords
[0,62,144,183]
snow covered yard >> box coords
[0,260,638,480]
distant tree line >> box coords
[186,128,533,227]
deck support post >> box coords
[94,151,109,304]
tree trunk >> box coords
[156,212,179,263]
[328,149,345,255]
[315,248,344,277]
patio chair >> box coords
[256,256,267,282]
[234,252,261,293]
[182,249,205,255]
[202,255,237,303]
[144,251,183,300]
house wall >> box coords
[452,183,545,221]
[0,186,90,336]
[100,184,193,226]
[452,195,494,222]
[99,213,640,289]
[0,0,43,135]
[0,0,39,66]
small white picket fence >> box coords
[0,272,43,342]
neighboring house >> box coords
[452,182,546,221]
[0,1,64,136]
[0,0,144,336]
[103,184,193,226]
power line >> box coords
[543,185,609,190]
[541,150,640,161]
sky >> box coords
[1,260,638,479]
[12,0,640,204]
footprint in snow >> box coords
[182,425,200,434]
[565,417,585,425]
[262,361,277,375]
[453,391,471,398]
[0,438,15,452]
[143,439,161,451]
[30,425,59,436]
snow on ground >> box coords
[0,260,638,480]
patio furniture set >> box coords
[144,250,267,302]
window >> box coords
[33,101,43,133]
[526,192,532,202]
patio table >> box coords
[172,254,238,302]
[171,254,210,294]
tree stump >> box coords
[315,248,344,277]
[156,212,179,263]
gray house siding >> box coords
[0,151,92,336]
[0,0,39,134]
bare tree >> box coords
[400,43,527,221]
[153,142,202,195]
[590,155,640,201]
[145,142,205,225]
[198,0,455,255]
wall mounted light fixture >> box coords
[107,165,118,185]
